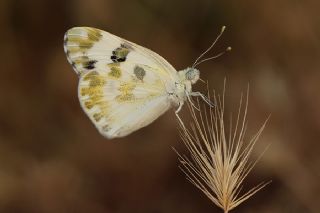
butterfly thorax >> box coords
[169,67,200,106]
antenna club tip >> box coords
[226,46,232,51]
[221,26,226,32]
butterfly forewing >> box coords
[64,27,177,77]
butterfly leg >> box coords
[175,101,184,114]
[186,93,200,111]
[175,102,186,129]
[190,92,215,107]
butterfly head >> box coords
[183,67,200,84]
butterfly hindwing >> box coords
[78,65,171,138]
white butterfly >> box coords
[64,27,228,139]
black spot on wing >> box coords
[110,55,117,62]
[84,60,97,70]
[110,43,131,63]
[117,58,126,62]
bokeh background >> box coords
[1,0,320,212]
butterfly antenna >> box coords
[193,46,231,67]
[192,26,226,68]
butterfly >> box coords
[64,26,228,139]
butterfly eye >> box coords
[185,68,200,83]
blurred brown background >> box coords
[0,0,320,212]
